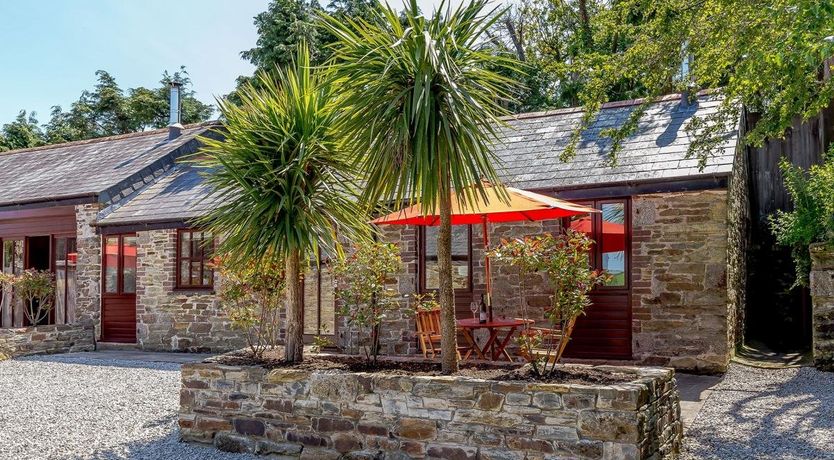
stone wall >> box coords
[810,243,834,371]
[726,141,750,352]
[135,229,245,352]
[180,361,682,459]
[74,203,103,337]
[0,324,94,358]
[631,190,731,373]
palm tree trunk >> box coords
[285,250,304,363]
[438,184,459,374]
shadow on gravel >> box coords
[683,367,834,459]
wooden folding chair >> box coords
[416,309,442,358]
[516,317,577,364]
[415,309,464,359]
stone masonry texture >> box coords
[135,229,246,352]
[74,203,103,338]
[0,324,94,358]
[359,190,733,373]
[180,361,682,459]
[810,243,834,371]
[630,190,731,373]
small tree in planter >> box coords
[332,242,402,365]
[14,270,55,327]
[217,257,286,360]
[489,230,608,377]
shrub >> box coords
[770,152,834,287]
[14,270,55,326]
[332,242,402,365]
[489,230,608,376]
[217,257,286,359]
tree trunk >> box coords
[438,184,459,374]
[285,250,304,363]
[578,0,593,50]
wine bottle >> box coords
[479,293,487,324]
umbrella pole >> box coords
[482,215,493,322]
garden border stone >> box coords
[0,324,94,358]
[179,359,682,459]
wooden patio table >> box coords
[456,317,530,361]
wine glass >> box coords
[470,301,478,320]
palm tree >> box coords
[195,44,369,363]
[324,0,521,373]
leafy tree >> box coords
[324,0,522,373]
[557,0,834,166]
[485,0,646,112]
[38,68,213,145]
[489,231,608,375]
[195,45,370,363]
[0,111,45,151]
[217,257,286,359]
[227,0,376,104]
[332,242,402,365]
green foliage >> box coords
[227,0,376,104]
[195,44,370,269]
[404,292,441,317]
[323,0,521,213]
[324,0,522,373]
[0,111,45,151]
[217,257,286,359]
[770,150,834,287]
[485,0,647,113]
[489,230,608,374]
[558,0,834,166]
[1,68,213,149]
[332,242,402,363]
[13,270,55,327]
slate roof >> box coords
[96,93,738,227]
[0,123,216,209]
[96,162,220,227]
[494,93,737,190]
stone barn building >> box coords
[0,91,745,372]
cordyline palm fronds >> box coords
[323,0,521,373]
[195,44,370,363]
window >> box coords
[1,239,23,328]
[566,199,628,288]
[104,234,137,295]
[177,230,214,289]
[422,225,471,291]
[54,237,78,324]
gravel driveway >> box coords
[0,354,256,460]
[682,363,834,460]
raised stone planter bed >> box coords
[179,359,682,459]
[0,324,94,359]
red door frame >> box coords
[564,198,632,360]
[100,234,137,343]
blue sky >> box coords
[0,0,460,124]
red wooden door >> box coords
[101,234,137,343]
[564,199,632,360]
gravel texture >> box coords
[0,355,257,460]
[682,363,834,460]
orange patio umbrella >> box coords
[371,181,599,321]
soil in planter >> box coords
[211,349,632,385]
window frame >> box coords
[175,229,215,291]
[418,224,474,293]
[564,198,631,291]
